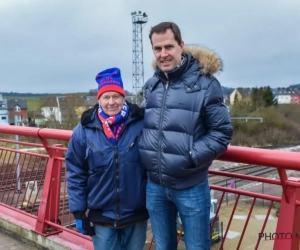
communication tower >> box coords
[131,11,148,98]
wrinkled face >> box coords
[98,91,125,116]
[151,29,184,73]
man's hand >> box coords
[74,212,95,236]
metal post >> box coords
[235,178,237,200]
[226,180,228,205]
[34,144,64,235]
[14,115,21,192]
[273,177,300,250]
[131,11,148,97]
[262,182,264,207]
[220,221,224,250]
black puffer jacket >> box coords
[138,46,233,189]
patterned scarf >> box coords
[97,102,129,145]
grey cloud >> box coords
[0,0,299,93]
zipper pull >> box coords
[127,142,134,151]
[127,130,142,151]
[165,81,169,90]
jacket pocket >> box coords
[87,139,104,156]
[86,140,110,171]
[122,163,146,209]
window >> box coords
[15,115,22,121]
[1,116,6,120]
[14,105,21,111]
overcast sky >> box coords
[0,0,299,94]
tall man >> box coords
[138,22,233,250]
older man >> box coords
[66,67,148,250]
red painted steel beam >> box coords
[210,185,281,202]
[0,125,72,141]
[38,128,72,141]
[2,126,299,170]
[0,202,37,219]
[209,170,282,185]
[0,138,43,148]
[219,146,300,171]
[0,125,40,137]
[274,177,300,250]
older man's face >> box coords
[98,91,124,116]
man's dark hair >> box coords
[149,22,182,45]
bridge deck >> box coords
[0,229,39,250]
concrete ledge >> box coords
[0,206,92,250]
[0,225,46,250]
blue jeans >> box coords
[146,179,211,250]
[91,220,147,250]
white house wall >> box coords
[41,107,61,123]
[277,95,291,104]
[0,112,9,125]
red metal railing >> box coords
[0,125,300,250]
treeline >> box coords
[1,92,62,97]
[289,83,300,89]
[222,86,234,95]
[1,85,237,98]
[231,86,300,146]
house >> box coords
[40,96,61,123]
[291,89,300,104]
[272,88,292,104]
[40,94,97,124]
[0,94,9,125]
[7,98,28,124]
[57,94,97,122]
[223,94,230,105]
[229,88,251,106]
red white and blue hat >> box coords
[95,67,125,99]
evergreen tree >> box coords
[261,86,276,107]
[250,86,276,111]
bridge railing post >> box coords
[274,177,300,250]
[34,144,63,236]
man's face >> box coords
[151,29,184,73]
[98,91,125,116]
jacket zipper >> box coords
[114,146,120,227]
[92,118,137,227]
[87,139,104,156]
[112,119,132,227]
[127,130,143,151]
[157,81,169,184]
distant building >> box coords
[291,89,300,104]
[40,96,61,123]
[57,94,97,122]
[229,88,251,106]
[223,94,230,105]
[272,88,300,104]
[0,94,9,125]
[7,98,28,124]
[40,94,97,124]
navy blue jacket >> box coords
[139,46,233,189]
[66,102,148,228]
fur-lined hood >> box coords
[152,46,223,75]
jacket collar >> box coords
[81,101,144,128]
